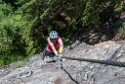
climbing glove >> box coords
[54,50,58,55]
[58,47,63,53]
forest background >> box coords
[0,0,125,67]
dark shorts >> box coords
[42,48,55,58]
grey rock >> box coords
[1,41,125,84]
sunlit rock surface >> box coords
[0,40,125,84]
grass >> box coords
[15,61,27,68]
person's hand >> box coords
[58,47,63,53]
[54,50,58,55]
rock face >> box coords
[0,41,125,84]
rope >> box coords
[16,60,44,78]
[16,67,32,78]
[62,56,125,67]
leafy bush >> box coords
[0,0,124,67]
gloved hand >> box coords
[54,50,58,56]
[58,47,63,53]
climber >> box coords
[42,30,64,61]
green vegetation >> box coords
[0,0,124,67]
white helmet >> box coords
[49,30,58,39]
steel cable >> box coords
[62,56,125,67]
